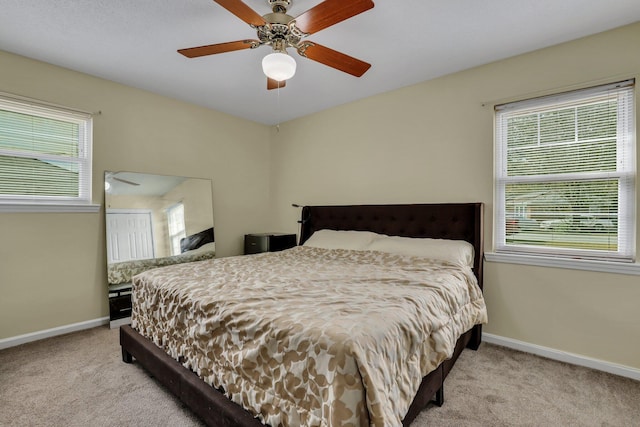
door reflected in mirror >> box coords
[105,171,214,327]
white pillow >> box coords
[303,229,381,250]
[367,235,474,267]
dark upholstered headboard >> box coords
[299,203,484,289]
[180,227,215,253]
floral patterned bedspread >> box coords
[131,246,487,426]
[107,248,215,285]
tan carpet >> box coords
[0,326,638,426]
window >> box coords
[167,203,186,255]
[495,80,635,262]
[0,94,94,211]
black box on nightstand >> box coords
[244,233,297,255]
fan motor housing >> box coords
[258,13,304,49]
[268,0,291,13]
[261,12,293,25]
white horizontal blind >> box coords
[495,80,635,261]
[0,95,93,205]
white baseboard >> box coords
[0,317,110,350]
[483,332,640,381]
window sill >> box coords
[0,202,101,213]
[485,252,640,276]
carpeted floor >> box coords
[0,326,638,426]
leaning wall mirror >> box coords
[105,171,214,327]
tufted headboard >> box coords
[180,227,215,253]
[299,203,484,289]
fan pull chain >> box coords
[276,83,281,132]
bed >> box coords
[120,203,486,426]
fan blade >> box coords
[213,0,266,27]
[178,40,260,58]
[267,78,286,90]
[113,177,140,186]
[298,42,371,77]
[294,0,374,35]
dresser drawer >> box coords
[109,294,132,320]
[244,233,297,254]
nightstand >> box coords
[244,233,297,255]
[108,283,132,328]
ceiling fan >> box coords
[178,0,375,90]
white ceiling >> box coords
[1,1,639,125]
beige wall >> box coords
[269,23,640,369]
[0,51,272,338]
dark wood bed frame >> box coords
[120,202,484,426]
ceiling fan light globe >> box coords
[262,52,296,81]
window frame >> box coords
[166,202,186,256]
[493,80,636,264]
[0,94,98,213]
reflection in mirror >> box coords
[105,171,214,327]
